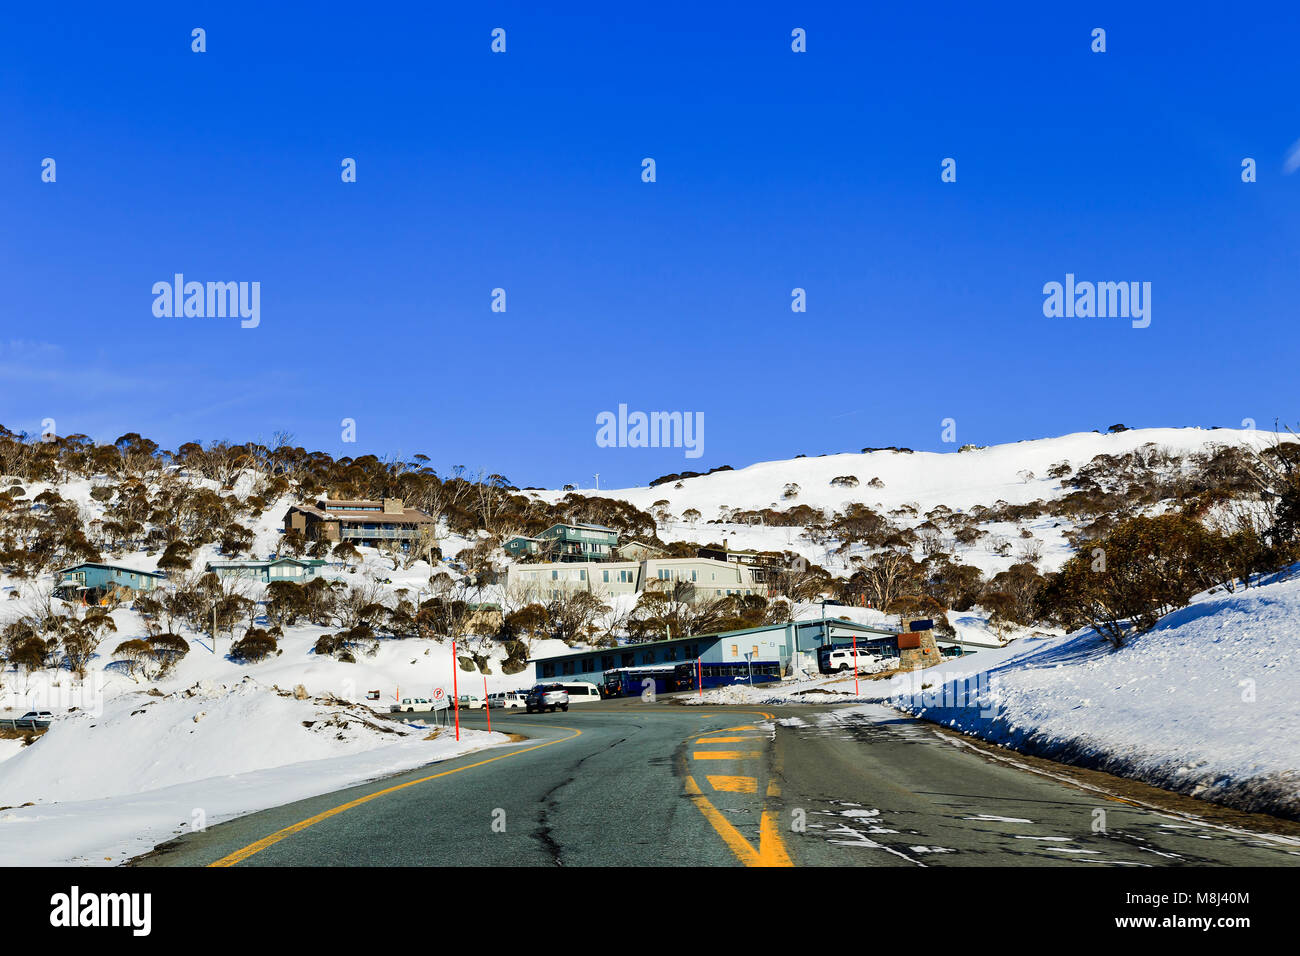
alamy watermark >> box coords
[152,274,260,328]
[596,404,704,459]
[1042,273,1150,329]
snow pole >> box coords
[483,673,491,733]
[452,639,460,741]
[697,658,703,698]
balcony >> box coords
[340,525,417,541]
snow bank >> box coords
[0,677,509,864]
[886,574,1300,818]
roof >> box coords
[57,562,166,578]
[526,618,897,663]
[205,557,315,569]
[287,502,434,525]
[545,522,615,534]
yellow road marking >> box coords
[707,775,758,794]
[684,775,792,867]
[207,725,582,867]
[693,750,762,760]
[697,736,761,744]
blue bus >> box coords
[688,660,781,689]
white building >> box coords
[505,556,766,603]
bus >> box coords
[600,665,686,698]
[684,660,781,689]
[602,660,784,697]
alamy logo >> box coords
[1042,273,1150,328]
[596,404,704,459]
[49,886,151,936]
[152,274,260,328]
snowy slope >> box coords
[541,427,1285,576]
[0,675,514,865]
[885,573,1300,818]
[574,428,1272,515]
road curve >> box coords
[134,701,1300,867]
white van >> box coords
[558,681,602,703]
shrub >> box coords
[231,628,278,663]
[1039,513,1240,646]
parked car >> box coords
[525,684,569,714]
[20,711,53,720]
[457,694,485,710]
[390,698,434,713]
[819,648,882,674]
[490,692,527,709]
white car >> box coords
[390,698,434,713]
[457,694,485,710]
[819,648,883,674]
[488,692,527,709]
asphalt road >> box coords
[136,701,1300,867]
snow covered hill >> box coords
[540,426,1284,576]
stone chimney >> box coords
[382,497,404,514]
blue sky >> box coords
[3,2,1297,489]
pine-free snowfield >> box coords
[135,701,1300,868]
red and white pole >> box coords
[697,658,703,698]
[483,673,491,733]
[451,639,460,741]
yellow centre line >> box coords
[680,711,792,867]
[707,775,758,794]
[207,724,582,867]
[692,750,763,760]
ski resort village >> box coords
[1,423,1299,867]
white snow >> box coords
[0,677,509,865]
[545,427,1286,577]
[883,572,1300,818]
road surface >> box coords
[136,701,1300,867]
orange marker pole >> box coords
[452,639,460,741]
[483,673,491,733]
[697,658,703,697]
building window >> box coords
[542,663,555,678]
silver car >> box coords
[525,684,569,713]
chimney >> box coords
[382,497,404,514]
[723,538,728,551]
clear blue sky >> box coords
[3,2,1297,489]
